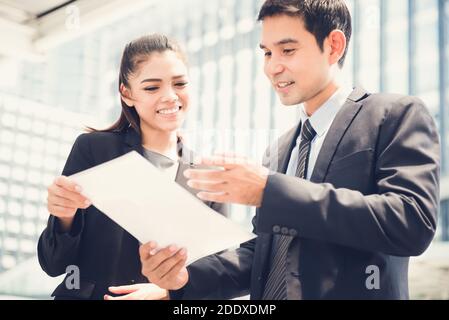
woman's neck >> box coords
[140,127,178,160]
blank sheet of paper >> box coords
[70,151,256,265]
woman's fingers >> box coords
[54,176,82,193]
[48,184,90,207]
[104,294,133,300]
[108,284,142,294]
[47,204,78,218]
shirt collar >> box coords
[298,86,353,140]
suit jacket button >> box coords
[289,229,298,237]
[281,227,289,235]
[273,225,281,233]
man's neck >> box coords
[303,82,340,117]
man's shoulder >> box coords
[362,92,428,116]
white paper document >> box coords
[70,151,256,265]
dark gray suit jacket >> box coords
[171,87,440,300]
[37,128,227,300]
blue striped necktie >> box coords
[262,119,317,300]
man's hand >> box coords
[104,283,169,300]
[184,155,269,207]
[139,242,189,290]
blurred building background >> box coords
[0,0,447,299]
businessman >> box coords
[139,0,440,299]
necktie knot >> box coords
[301,119,316,142]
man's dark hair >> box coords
[258,0,352,68]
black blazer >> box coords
[37,127,227,300]
[170,88,440,300]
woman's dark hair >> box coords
[89,34,187,134]
[258,0,352,68]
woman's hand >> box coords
[104,283,169,300]
[47,176,91,232]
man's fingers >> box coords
[161,258,188,283]
[139,241,158,261]
[201,155,250,167]
[145,245,180,272]
[154,248,187,279]
[184,169,227,181]
[187,180,227,192]
[197,192,228,203]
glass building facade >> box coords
[0,0,447,298]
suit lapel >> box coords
[123,127,144,156]
[310,87,369,183]
[276,122,302,174]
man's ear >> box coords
[327,30,346,66]
[120,83,134,107]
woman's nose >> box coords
[161,89,179,103]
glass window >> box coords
[25,187,40,202]
[0,182,8,195]
[9,184,25,198]
[1,255,16,269]
[1,113,16,128]
[13,150,28,166]
[23,203,37,219]
[4,237,18,251]
[22,223,36,238]
[0,129,15,145]
[20,239,35,253]
[384,0,409,94]
[31,120,46,135]
[6,218,20,234]
[11,167,26,182]
[415,0,439,115]
[356,0,381,91]
[0,164,11,179]
[8,200,22,216]
[17,117,32,131]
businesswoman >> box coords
[37,34,227,300]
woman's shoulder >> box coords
[73,130,126,149]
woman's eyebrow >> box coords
[141,78,161,84]
[140,75,186,84]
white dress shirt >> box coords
[285,86,353,180]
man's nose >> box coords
[265,59,284,77]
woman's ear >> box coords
[120,83,134,107]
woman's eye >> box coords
[144,87,159,91]
[283,49,296,55]
[175,82,188,87]
[264,51,272,57]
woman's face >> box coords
[122,50,190,134]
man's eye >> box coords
[283,49,296,55]
[144,87,159,91]
[175,82,188,87]
[264,51,272,57]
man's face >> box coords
[260,15,332,106]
